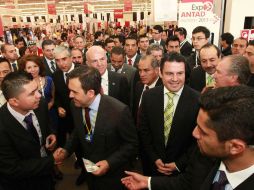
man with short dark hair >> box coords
[187,26,210,70]
[175,27,192,57]
[122,85,254,190]
[124,36,141,68]
[232,37,248,56]
[71,48,84,65]
[138,53,199,176]
[149,25,166,51]
[165,35,181,54]
[220,32,234,56]
[55,65,138,190]
[105,38,115,63]
[138,35,149,56]
[0,71,59,190]
[244,40,254,86]
[42,39,57,77]
[1,44,19,72]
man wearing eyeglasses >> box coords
[232,37,248,56]
[149,25,166,52]
[187,26,210,71]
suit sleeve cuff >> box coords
[148,177,152,190]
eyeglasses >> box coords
[191,37,206,41]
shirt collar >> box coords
[163,85,184,97]
[101,69,108,81]
[64,63,75,75]
[89,94,101,112]
[45,57,55,64]
[126,53,138,63]
[7,103,35,124]
[146,77,159,89]
[218,161,254,189]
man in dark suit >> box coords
[73,35,86,64]
[86,45,129,105]
[175,27,193,57]
[189,44,221,92]
[1,44,19,72]
[0,72,60,190]
[220,32,234,56]
[132,55,161,124]
[138,53,200,176]
[122,85,254,190]
[186,26,210,71]
[165,35,181,54]
[124,36,141,68]
[149,25,166,52]
[56,65,138,190]
[42,39,57,77]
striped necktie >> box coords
[164,92,175,145]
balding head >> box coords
[86,46,107,75]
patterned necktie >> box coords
[128,59,132,66]
[206,75,215,86]
[212,170,230,190]
[84,107,91,133]
[50,61,56,72]
[24,113,39,143]
[164,92,175,145]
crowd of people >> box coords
[0,23,254,190]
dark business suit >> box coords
[0,101,54,190]
[132,78,163,124]
[108,71,129,106]
[151,146,254,190]
[139,85,200,175]
[125,54,141,69]
[66,95,138,190]
[180,41,193,57]
[52,68,74,146]
[189,66,206,92]
[42,57,57,77]
[221,46,232,57]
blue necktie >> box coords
[24,113,39,143]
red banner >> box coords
[0,17,3,37]
[125,21,130,27]
[84,3,92,14]
[48,4,56,15]
[124,0,132,11]
[114,9,123,19]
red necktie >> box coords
[128,59,132,66]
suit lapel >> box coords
[108,71,117,97]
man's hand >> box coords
[58,107,66,117]
[121,171,149,190]
[45,134,57,151]
[53,148,67,165]
[92,160,110,176]
[155,159,173,175]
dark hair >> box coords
[111,35,125,45]
[175,27,187,38]
[138,34,149,42]
[200,85,254,144]
[15,37,25,45]
[111,46,125,57]
[93,41,105,48]
[160,52,186,72]
[221,32,234,45]
[166,35,180,46]
[227,55,251,84]
[18,55,45,76]
[192,26,210,39]
[105,38,115,46]
[2,71,33,100]
[94,31,103,40]
[200,44,221,58]
[19,46,29,58]
[125,35,138,45]
[67,65,101,95]
[41,39,55,49]
[0,57,11,70]
[153,25,163,33]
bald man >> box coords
[86,45,129,105]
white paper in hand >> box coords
[82,158,99,172]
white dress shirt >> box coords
[101,69,109,95]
